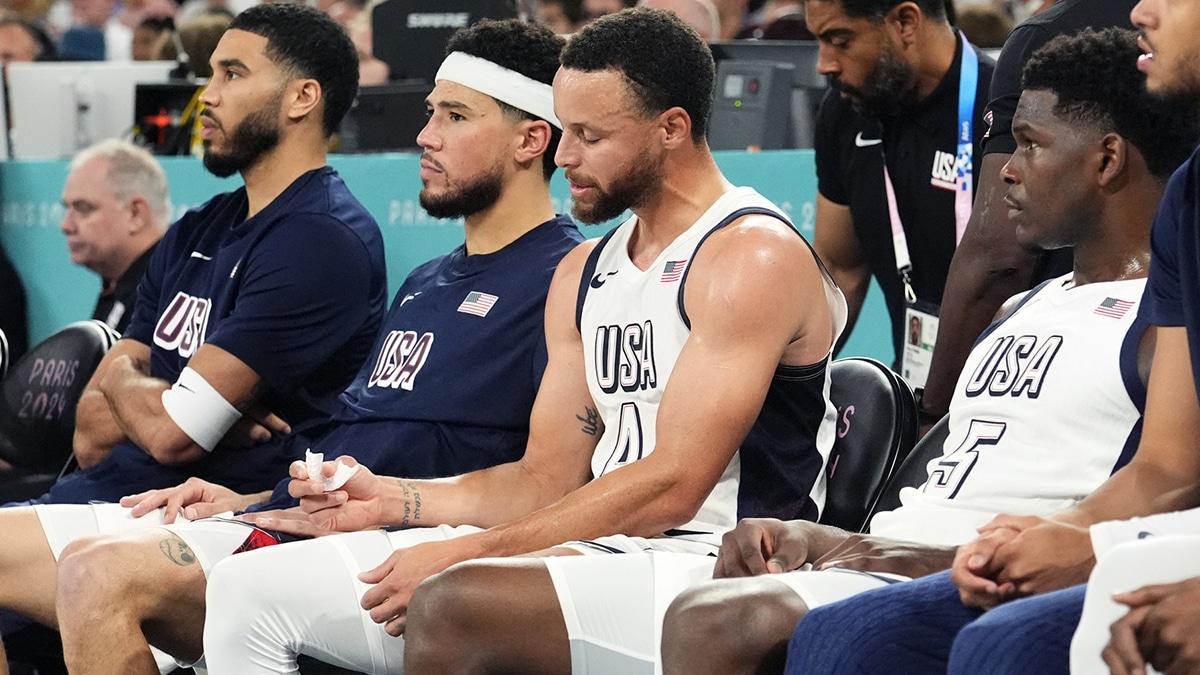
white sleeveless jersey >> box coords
[576,187,846,544]
[870,274,1147,546]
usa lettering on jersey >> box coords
[963,334,1064,399]
[368,330,434,391]
[594,321,658,394]
[153,292,212,358]
[930,150,958,190]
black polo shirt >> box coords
[815,33,994,358]
[92,242,158,334]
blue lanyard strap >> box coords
[886,31,978,303]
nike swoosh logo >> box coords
[190,251,213,260]
[855,133,882,147]
[400,292,422,306]
[590,271,618,289]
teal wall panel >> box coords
[0,149,893,365]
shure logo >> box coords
[406,12,470,28]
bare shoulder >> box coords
[692,212,821,285]
[685,213,835,361]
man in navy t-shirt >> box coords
[0,2,388,668]
[41,19,585,672]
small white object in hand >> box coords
[304,449,359,492]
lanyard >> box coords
[885,32,978,304]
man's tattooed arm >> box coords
[576,406,600,436]
[396,479,422,527]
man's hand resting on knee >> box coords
[120,477,269,523]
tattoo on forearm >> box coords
[576,406,600,436]
[395,479,422,527]
[159,537,197,566]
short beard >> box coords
[202,94,283,179]
[831,45,916,113]
[570,154,664,225]
[419,165,505,219]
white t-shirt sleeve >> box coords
[1090,507,1200,559]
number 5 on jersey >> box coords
[923,419,1006,499]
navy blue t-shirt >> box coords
[1142,148,1200,400]
[249,215,584,511]
[41,167,388,504]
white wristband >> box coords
[161,366,241,452]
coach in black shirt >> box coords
[808,0,993,375]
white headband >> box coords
[435,51,562,129]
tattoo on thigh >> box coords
[576,406,600,436]
[159,537,197,566]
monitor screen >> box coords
[340,82,433,153]
[7,61,175,159]
[709,40,823,89]
[371,0,518,83]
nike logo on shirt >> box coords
[854,133,882,147]
[190,252,213,260]
[590,271,618,288]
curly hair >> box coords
[561,7,714,141]
[229,3,359,138]
[1023,27,1200,179]
[446,19,566,180]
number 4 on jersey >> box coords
[600,402,644,473]
[923,419,1006,499]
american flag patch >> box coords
[1094,297,1134,319]
[457,291,499,317]
[660,259,688,283]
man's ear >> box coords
[1096,132,1128,189]
[127,196,152,234]
[514,118,554,166]
[886,1,923,46]
[658,106,693,149]
[285,78,322,124]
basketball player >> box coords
[43,19,583,674]
[657,28,1200,675]
[193,8,844,673]
[776,24,1200,675]
[0,4,389,672]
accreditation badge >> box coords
[901,300,939,388]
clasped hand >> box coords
[951,514,1095,608]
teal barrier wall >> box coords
[0,149,893,364]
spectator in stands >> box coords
[131,14,171,60]
[58,0,129,60]
[0,15,55,64]
[582,0,636,23]
[641,0,721,38]
[536,0,584,33]
[59,140,169,335]
[154,10,230,78]
[955,3,1012,48]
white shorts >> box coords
[544,551,717,675]
[33,503,274,576]
[759,566,909,611]
[543,530,908,675]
